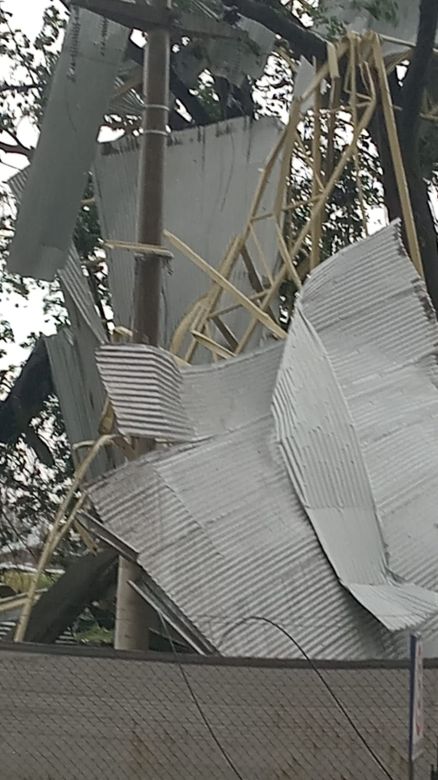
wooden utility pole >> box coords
[133,0,170,346]
[115,0,171,651]
[74,0,247,651]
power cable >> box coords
[157,612,245,780]
[219,615,394,780]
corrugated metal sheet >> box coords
[299,222,438,648]
[88,222,438,659]
[95,340,282,440]
[272,284,438,631]
[93,116,282,351]
[89,420,393,660]
[7,8,129,280]
[96,344,194,442]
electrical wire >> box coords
[157,612,245,780]
[219,615,394,780]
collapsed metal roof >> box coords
[88,222,438,659]
[8,168,116,478]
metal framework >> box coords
[159,32,424,363]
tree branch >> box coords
[0,82,35,95]
[0,339,53,446]
[222,0,326,62]
[0,140,32,157]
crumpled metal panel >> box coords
[93,116,282,348]
[7,8,129,281]
[300,222,438,637]
[96,344,194,442]
[272,276,438,631]
[95,340,282,440]
[206,18,275,85]
[88,222,438,659]
[89,420,393,660]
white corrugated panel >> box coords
[300,222,438,641]
[96,344,194,441]
[93,116,282,351]
[89,421,392,660]
[95,341,282,440]
[7,8,129,280]
[272,288,438,631]
[59,250,107,345]
[10,164,112,476]
[89,223,438,658]
[46,328,119,479]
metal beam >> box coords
[72,0,247,40]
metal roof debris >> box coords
[96,340,281,440]
[96,344,195,442]
[273,237,438,630]
[7,8,129,281]
[8,166,113,477]
[45,328,118,478]
[88,222,438,659]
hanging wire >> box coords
[219,615,394,780]
[157,612,245,780]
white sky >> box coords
[0,0,59,371]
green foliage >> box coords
[354,0,399,24]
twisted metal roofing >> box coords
[89,222,438,658]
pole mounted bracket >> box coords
[72,0,249,41]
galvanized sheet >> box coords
[7,8,129,280]
[89,421,393,660]
[88,222,438,659]
[93,116,282,351]
[58,250,107,345]
[9,163,114,475]
[96,344,194,442]
[95,340,282,440]
[300,222,438,645]
[272,288,438,631]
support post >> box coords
[115,0,171,651]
